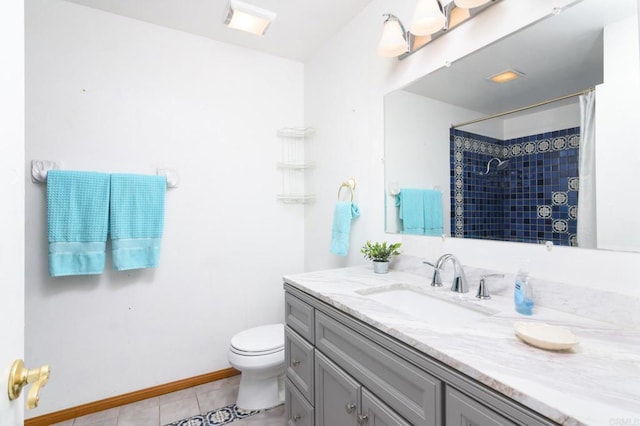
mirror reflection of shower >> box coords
[484,157,510,175]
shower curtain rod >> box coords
[451,88,594,129]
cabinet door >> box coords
[361,388,412,426]
[315,351,360,426]
[446,386,517,426]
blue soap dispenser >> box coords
[514,262,534,315]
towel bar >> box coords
[30,160,179,188]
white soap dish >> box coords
[514,321,579,351]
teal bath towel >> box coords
[330,201,360,256]
[396,188,443,236]
[47,170,111,277]
[110,174,166,271]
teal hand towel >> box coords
[396,189,425,235]
[110,174,166,271]
[396,188,443,235]
[330,201,360,256]
[423,190,444,236]
[47,170,111,277]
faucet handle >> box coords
[423,261,443,287]
[475,274,504,300]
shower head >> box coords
[484,157,510,174]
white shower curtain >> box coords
[577,90,597,248]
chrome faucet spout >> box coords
[435,254,469,293]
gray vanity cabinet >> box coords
[284,285,556,426]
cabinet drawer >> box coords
[286,377,315,426]
[286,292,315,343]
[286,325,315,403]
[316,311,441,426]
[446,386,517,426]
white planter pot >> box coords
[373,261,390,274]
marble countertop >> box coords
[283,259,640,426]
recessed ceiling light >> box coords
[224,0,276,36]
[488,69,524,84]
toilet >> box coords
[228,323,285,410]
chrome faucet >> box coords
[435,254,469,293]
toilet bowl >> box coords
[228,323,285,411]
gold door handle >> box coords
[8,359,50,409]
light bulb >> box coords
[409,0,446,36]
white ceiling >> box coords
[404,0,638,116]
[63,0,374,61]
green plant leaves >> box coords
[360,240,402,262]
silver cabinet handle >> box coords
[345,403,356,413]
[292,359,301,366]
[358,414,369,424]
[292,414,301,423]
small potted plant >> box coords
[360,241,402,274]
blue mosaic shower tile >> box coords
[450,127,580,246]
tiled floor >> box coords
[51,375,285,426]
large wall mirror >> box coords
[384,0,640,252]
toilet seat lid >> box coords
[231,323,284,354]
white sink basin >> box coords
[358,285,491,327]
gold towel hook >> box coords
[337,178,357,202]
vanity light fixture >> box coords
[378,0,500,59]
[224,0,276,36]
[409,0,447,36]
[448,6,471,29]
[377,14,410,57]
[488,69,524,84]
[454,0,491,8]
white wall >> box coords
[459,103,579,139]
[304,0,640,295]
[596,15,640,251]
[25,0,304,415]
[502,102,580,139]
[458,115,504,140]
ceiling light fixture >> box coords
[378,0,500,59]
[488,69,524,84]
[224,0,276,36]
